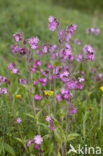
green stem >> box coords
[100,95,103,128]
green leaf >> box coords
[39,123,48,129]
[25,113,35,119]
[35,110,42,121]
[13,88,20,97]
[29,143,34,153]
[43,134,49,140]
[4,143,16,156]
[57,152,61,156]
[67,133,79,141]
[0,142,4,154]
[15,138,23,144]
[83,111,89,139]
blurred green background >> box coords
[0,0,103,74]
[53,0,103,13]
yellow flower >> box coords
[16,94,22,99]
[88,106,92,111]
[100,86,103,91]
[44,90,54,96]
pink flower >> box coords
[16,117,22,123]
[19,79,28,84]
[11,68,19,74]
[27,139,32,147]
[56,94,62,102]
[28,36,39,44]
[48,16,55,22]
[66,24,77,41]
[46,116,52,121]
[78,77,85,82]
[19,47,26,56]
[48,63,54,69]
[0,76,10,84]
[13,32,24,42]
[28,37,39,49]
[34,135,43,145]
[46,116,56,130]
[34,58,42,66]
[0,88,8,94]
[34,94,42,100]
[83,44,96,61]
[34,144,40,150]
[33,79,40,85]
[86,27,100,35]
[68,104,77,116]
[77,54,83,62]
[58,29,65,43]
[11,44,19,54]
[8,63,15,70]
[74,39,81,45]
[42,43,49,53]
[48,16,59,31]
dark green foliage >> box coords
[52,0,103,13]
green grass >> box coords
[0,0,103,74]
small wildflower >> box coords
[48,16,59,31]
[11,43,19,54]
[34,94,42,100]
[46,116,56,130]
[100,86,103,91]
[13,32,24,42]
[44,90,54,96]
[68,104,77,116]
[34,135,43,145]
[28,36,39,49]
[78,77,85,82]
[16,95,22,99]
[74,38,81,45]
[27,139,32,147]
[19,79,28,84]
[0,88,8,94]
[88,106,92,111]
[11,68,19,74]
[86,27,100,35]
[16,117,22,123]
[46,116,52,121]
[34,144,40,150]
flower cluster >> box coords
[0,75,9,95]
[28,36,39,49]
[27,135,43,152]
[83,44,96,61]
[8,62,19,74]
[46,116,56,130]
[0,88,8,94]
[19,79,28,84]
[34,94,42,100]
[16,117,22,123]
[31,58,42,73]
[11,32,28,56]
[33,78,47,86]
[44,90,54,96]
[0,75,10,84]
[48,16,59,31]
[13,32,24,42]
[74,38,81,45]
[86,27,100,35]
[68,104,77,116]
